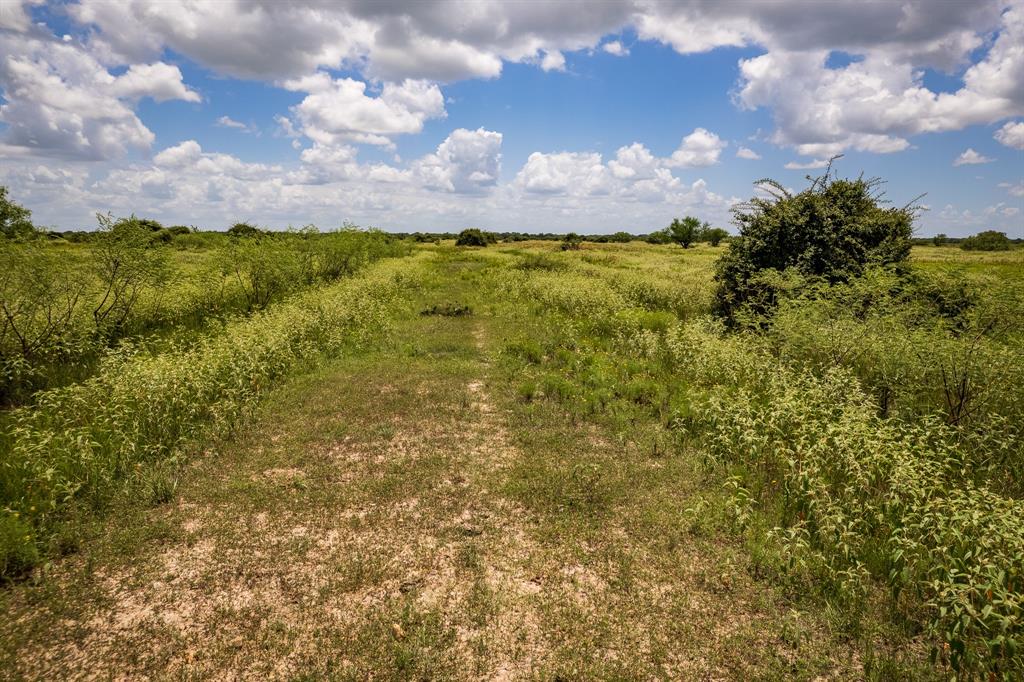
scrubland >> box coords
[1,227,1021,678]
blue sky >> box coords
[1,1,1022,236]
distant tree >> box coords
[0,186,37,240]
[609,231,633,243]
[561,232,583,250]
[645,229,672,245]
[960,230,1011,251]
[667,216,705,248]
[227,222,262,238]
[702,227,729,247]
[455,228,489,247]
[932,233,949,246]
[713,159,916,321]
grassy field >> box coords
[1,240,1021,679]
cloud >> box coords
[953,148,995,166]
[736,146,761,160]
[411,128,502,193]
[667,128,727,167]
[516,151,610,195]
[216,115,252,132]
[540,50,566,72]
[281,75,446,147]
[784,159,830,170]
[602,41,629,56]
[0,32,197,160]
[999,181,1024,197]
[0,0,43,32]
[109,63,200,102]
[734,4,1024,155]
[154,139,202,167]
[38,0,1023,159]
[995,120,1024,149]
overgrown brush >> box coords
[0,257,420,578]
[693,364,1023,676]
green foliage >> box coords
[227,221,263,238]
[961,230,1011,251]
[714,163,915,321]
[0,259,416,578]
[455,228,490,247]
[932,233,948,246]
[702,227,729,247]
[644,229,672,245]
[561,232,583,251]
[0,186,37,240]
[0,512,39,579]
[91,214,169,334]
[667,216,705,248]
[609,231,634,243]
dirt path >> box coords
[2,256,868,680]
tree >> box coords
[561,232,583,250]
[960,230,1011,251]
[932,233,948,246]
[713,159,915,321]
[609,231,633,243]
[455,228,489,247]
[0,186,36,240]
[667,216,705,248]
[702,227,729,247]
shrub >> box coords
[609,231,633,243]
[0,186,37,240]
[221,237,303,311]
[561,232,583,251]
[455,228,489,247]
[91,214,169,335]
[227,221,263,238]
[702,227,729,247]
[713,161,915,321]
[961,230,1011,251]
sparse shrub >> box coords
[221,236,303,311]
[91,214,169,335]
[713,160,915,322]
[961,230,1011,251]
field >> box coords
[1,237,1022,679]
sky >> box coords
[0,1,1022,237]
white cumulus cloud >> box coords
[995,120,1024,149]
[953,148,995,166]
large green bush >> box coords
[961,230,1012,251]
[713,164,915,321]
[455,228,490,247]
